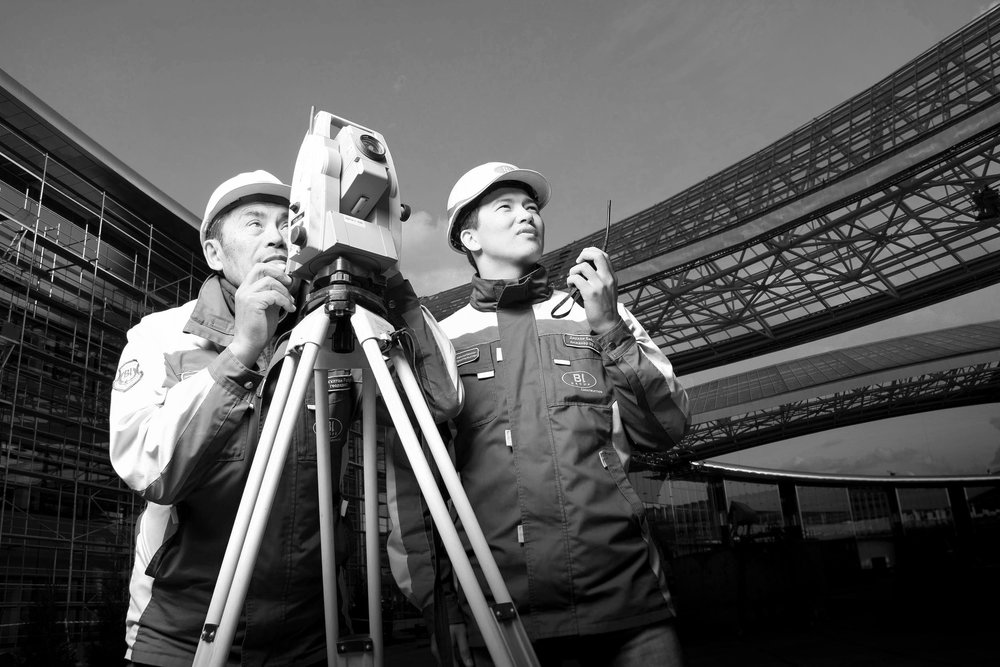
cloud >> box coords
[594,1,707,68]
[777,446,966,477]
[399,209,471,296]
[819,438,844,450]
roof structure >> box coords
[688,320,1000,422]
[635,320,1000,468]
[0,66,201,256]
[423,8,1000,379]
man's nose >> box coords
[265,221,288,245]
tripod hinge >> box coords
[200,623,218,642]
[491,602,517,621]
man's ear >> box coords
[203,238,225,272]
[459,227,481,253]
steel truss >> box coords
[624,127,1000,373]
[635,361,1000,468]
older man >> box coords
[111,170,459,666]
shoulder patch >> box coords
[113,359,143,392]
[563,333,600,352]
[455,347,480,367]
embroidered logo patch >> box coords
[563,334,599,352]
[113,360,143,392]
[495,165,516,175]
[313,418,345,438]
[561,371,599,391]
[455,347,480,367]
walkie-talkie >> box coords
[551,199,612,319]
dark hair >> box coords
[204,211,228,243]
[454,181,538,270]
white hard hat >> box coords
[445,162,551,253]
[200,170,291,244]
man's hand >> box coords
[428,622,474,667]
[449,622,474,667]
[229,262,297,366]
[565,246,620,335]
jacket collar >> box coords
[184,273,238,347]
[469,264,553,311]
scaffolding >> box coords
[0,118,206,651]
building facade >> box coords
[0,68,207,657]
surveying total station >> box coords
[190,111,539,667]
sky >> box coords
[1,0,997,476]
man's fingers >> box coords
[455,632,473,667]
[575,246,613,273]
[251,288,296,314]
[240,275,297,312]
[244,261,295,288]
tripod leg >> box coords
[362,369,383,665]
[193,347,300,667]
[351,330,518,667]
[390,348,538,666]
[195,309,331,667]
[315,369,341,665]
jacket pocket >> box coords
[455,346,499,428]
[600,448,645,520]
[542,336,611,408]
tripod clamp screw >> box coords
[200,624,218,642]
[491,602,517,621]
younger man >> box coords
[388,162,690,666]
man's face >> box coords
[461,186,544,277]
[203,201,290,286]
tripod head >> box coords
[286,110,410,351]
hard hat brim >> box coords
[200,181,291,245]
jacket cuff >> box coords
[596,317,631,360]
[209,347,265,396]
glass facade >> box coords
[634,474,721,555]
[723,479,783,539]
[848,486,894,536]
[897,487,953,529]
[798,486,853,539]
[967,485,1000,518]
[629,469,998,563]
